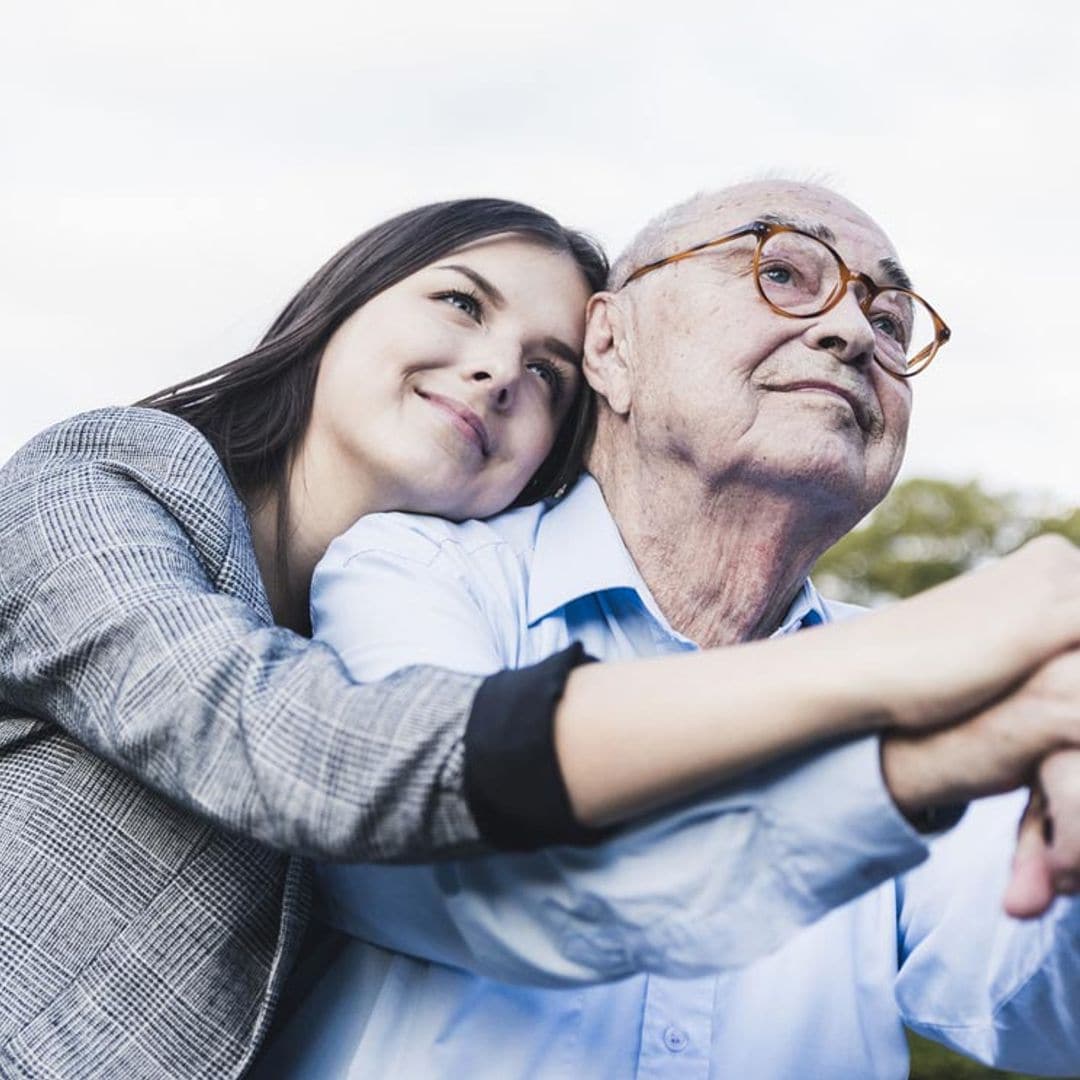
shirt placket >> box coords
[634,974,715,1080]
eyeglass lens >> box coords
[757,231,935,373]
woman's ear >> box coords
[582,292,633,416]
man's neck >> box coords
[587,444,853,647]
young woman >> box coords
[0,198,609,1080]
[2,197,1077,1080]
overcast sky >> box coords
[3,0,1077,507]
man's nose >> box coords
[806,287,876,367]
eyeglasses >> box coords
[622,221,951,378]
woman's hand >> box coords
[827,534,1080,731]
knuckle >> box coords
[1026,532,1072,564]
[1041,746,1080,780]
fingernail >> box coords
[1043,816,1056,846]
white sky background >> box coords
[2,0,1078,507]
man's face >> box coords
[611,182,914,520]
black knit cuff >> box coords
[907,801,968,835]
[465,643,612,851]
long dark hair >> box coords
[139,198,607,577]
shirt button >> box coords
[662,1026,689,1053]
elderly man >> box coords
[260,180,1080,1079]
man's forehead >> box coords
[690,183,887,241]
[667,182,906,285]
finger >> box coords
[1038,749,1080,893]
[1003,788,1056,919]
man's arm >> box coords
[881,647,1080,836]
[318,734,929,985]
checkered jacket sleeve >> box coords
[0,406,487,861]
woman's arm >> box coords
[0,409,587,861]
[7,412,1080,867]
[555,533,1080,827]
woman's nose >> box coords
[464,350,521,410]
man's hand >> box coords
[1004,748,1080,918]
[881,647,1080,828]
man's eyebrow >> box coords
[438,264,506,309]
[755,215,914,289]
[878,256,913,290]
[757,212,837,244]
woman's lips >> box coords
[416,390,491,456]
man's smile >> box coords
[764,379,878,434]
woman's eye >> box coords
[527,360,565,402]
[437,289,483,321]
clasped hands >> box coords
[841,534,1080,919]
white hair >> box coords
[608,192,715,290]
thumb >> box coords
[1003,787,1055,919]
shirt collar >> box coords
[527,474,648,626]
[527,474,830,637]
[774,578,829,635]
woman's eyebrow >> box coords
[438,265,506,309]
[544,337,582,367]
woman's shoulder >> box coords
[4,406,239,505]
[2,405,250,542]
[1,407,265,611]
[10,406,217,470]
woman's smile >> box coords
[415,388,493,457]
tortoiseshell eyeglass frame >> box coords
[621,220,951,377]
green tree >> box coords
[814,477,1080,605]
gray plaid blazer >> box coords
[0,407,488,1078]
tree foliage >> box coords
[813,477,1080,604]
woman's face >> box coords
[307,235,592,520]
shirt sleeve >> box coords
[311,514,930,985]
[895,791,1080,1074]
[0,412,576,862]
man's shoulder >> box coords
[327,502,548,575]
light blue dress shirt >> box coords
[265,476,1080,1079]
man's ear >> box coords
[583,292,633,416]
